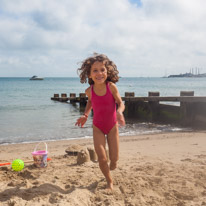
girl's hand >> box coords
[116,111,125,127]
[75,114,88,128]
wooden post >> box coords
[61,93,67,97]
[180,91,194,126]
[180,91,194,96]
[70,93,76,104]
[79,93,87,109]
[60,93,68,102]
[125,92,135,97]
[124,92,135,117]
[148,91,160,121]
[148,92,160,105]
[52,94,59,100]
[148,92,160,97]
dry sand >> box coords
[1,131,206,206]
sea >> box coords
[0,77,206,145]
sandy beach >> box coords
[1,131,206,206]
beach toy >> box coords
[12,159,24,171]
[0,158,52,167]
[32,142,48,168]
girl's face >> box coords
[89,61,107,84]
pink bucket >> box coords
[32,142,48,168]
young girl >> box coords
[75,53,125,190]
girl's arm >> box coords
[75,87,92,127]
[109,82,125,126]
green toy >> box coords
[11,159,24,171]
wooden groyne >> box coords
[51,93,88,107]
[51,91,206,128]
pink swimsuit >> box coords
[91,82,117,135]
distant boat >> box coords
[30,76,44,80]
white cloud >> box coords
[0,0,206,77]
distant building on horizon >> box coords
[168,68,206,78]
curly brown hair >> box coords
[77,53,119,85]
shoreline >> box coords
[0,135,94,146]
[1,131,206,205]
[0,122,192,146]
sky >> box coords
[0,0,206,77]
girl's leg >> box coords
[93,125,113,189]
[107,123,119,170]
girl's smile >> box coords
[89,61,107,84]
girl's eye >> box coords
[92,68,106,73]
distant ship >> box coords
[30,76,44,80]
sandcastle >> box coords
[65,144,109,164]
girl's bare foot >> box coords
[110,161,117,170]
[106,181,114,190]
